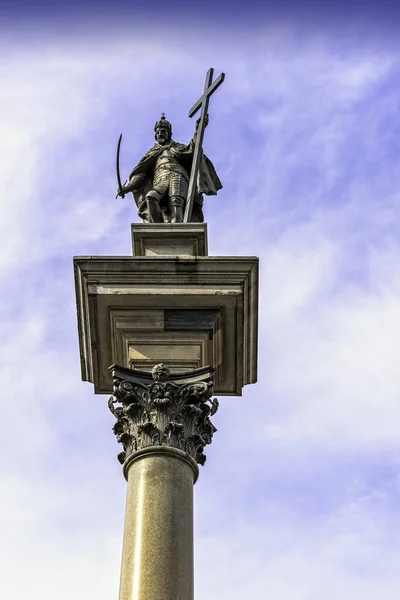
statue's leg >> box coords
[145,184,167,223]
[169,196,185,223]
[146,195,162,223]
[169,173,188,223]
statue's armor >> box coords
[149,145,189,203]
[154,146,188,177]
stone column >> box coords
[108,363,218,600]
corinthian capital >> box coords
[108,364,218,467]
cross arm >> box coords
[188,72,225,118]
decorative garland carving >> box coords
[108,364,218,466]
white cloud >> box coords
[258,229,400,450]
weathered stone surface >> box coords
[109,363,218,467]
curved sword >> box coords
[115,133,126,199]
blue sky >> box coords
[1,8,400,600]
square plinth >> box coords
[74,254,258,396]
[132,223,208,257]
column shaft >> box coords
[118,448,196,600]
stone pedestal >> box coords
[73,223,259,600]
[131,222,208,257]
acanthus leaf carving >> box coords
[108,363,218,466]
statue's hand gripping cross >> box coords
[183,68,225,223]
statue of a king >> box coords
[117,114,222,223]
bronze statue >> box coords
[116,68,225,223]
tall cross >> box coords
[183,68,225,223]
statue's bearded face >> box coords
[155,126,170,145]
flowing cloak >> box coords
[128,137,222,222]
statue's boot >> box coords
[170,197,184,223]
[146,197,163,223]
[161,206,171,223]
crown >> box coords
[154,113,172,134]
